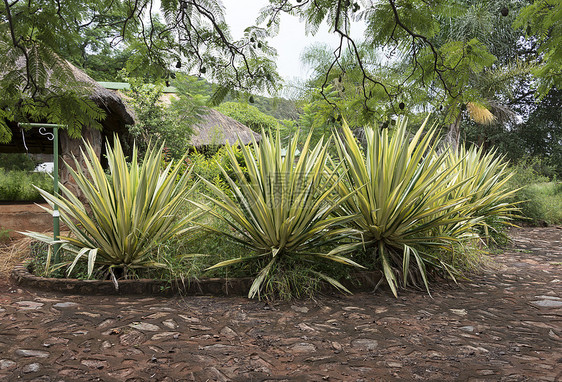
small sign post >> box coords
[18,123,65,264]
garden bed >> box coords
[10,262,383,297]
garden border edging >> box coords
[11,263,383,297]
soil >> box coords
[0,226,560,381]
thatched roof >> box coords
[6,53,134,126]
[66,63,135,126]
[190,108,261,148]
[0,54,134,153]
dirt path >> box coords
[0,227,560,381]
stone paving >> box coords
[0,227,561,381]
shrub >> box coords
[333,117,517,296]
[25,137,199,280]
[0,168,53,201]
[193,130,363,299]
[507,157,562,225]
[441,145,518,243]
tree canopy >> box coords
[1,0,560,146]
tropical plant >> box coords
[25,137,199,281]
[440,145,518,242]
[332,117,489,296]
[192,130,363,299]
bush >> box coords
[25,137,200,280]
[0,153,38,171]
[507,157,562,225]
[215,102,279,133]
[333,117,517,296]
[515,182,562,225]
[0,168,53,201]
[193,130,363,299]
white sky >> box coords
[222,1,361,85]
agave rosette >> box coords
[193,130,363,299]
[25,137,198,279]
[332,117,478,295]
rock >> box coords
[531,300,562,308]
[450,309,468,316]
[0,359,16,370]
[43,337,69,347]
[460,326,475,332]
[351,339,378,351]
[15,301,44,310]
[219,326,238,338]
[190,325,212,331]
[151,332,180,341]
[297,323,317,332]
[119,331,146,346]
[291,305,309,313]
[81,359,108,369]
[534,295,561,300]
[200,344,236,352]
[342,306,365,311]
[162,319,178,329]
[101,341,113,349]
[144,312,169,320]
[22,363,41,373]
[76,312,101,318]
[331,341,343,351]
[53,302,78,308]
[178,315,200,323]
[129,322,160,331]
[15,350,50,358]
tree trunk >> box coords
[446,111,462,150]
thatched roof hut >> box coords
[190,108,261,148]
[99,82,261,149]
[0,56,135,201]
[0,59,134,154]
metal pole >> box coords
[52,126,60,263]
[18,123,66,264]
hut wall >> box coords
[59,127,102,202]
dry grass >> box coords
[0,237,32,279]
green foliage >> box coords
[507,157,562,225]
[333,117,517,296]
[186,145,247,195]
[25,137,199,279]
[215,102,279,133]
[193,130,363,299]
[0,32,106,143]
[0,0,278,144]
[514,0,562,95]
[0,153,39,171]
[0,227,11,244]
[126,75,206,159]
[515,182,562,225]
[0,168,53,201]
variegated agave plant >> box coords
[193,130,363,299]
[25,137,198,282]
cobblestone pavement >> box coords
[0,227,561,381]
